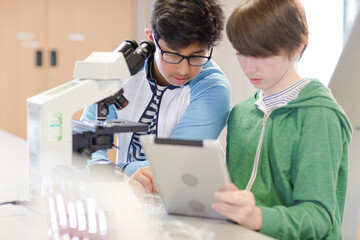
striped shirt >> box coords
[256,79,310,113]
[116,84,166,172]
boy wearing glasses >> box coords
[81,0,231,193]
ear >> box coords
[296,43,306,59]
[144,28,154,41]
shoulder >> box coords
[288,80,351,136]
[186,60,231,101]
[189,60,230,89]
[296,106,343,127]
[231,91,260,113]
[228,93,261,127]
[122,68,147,87]
[121,68,154,98]
[278,104,350,144]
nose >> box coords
[176,59,190,76]
[239,56,257,75]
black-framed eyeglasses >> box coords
[153,37,213,66]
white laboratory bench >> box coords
[0,129,274,240]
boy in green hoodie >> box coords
[211,0,352,239]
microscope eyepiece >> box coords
[124,39,138,50]
[135,40,155,60]
[112,39,155,76]
[113,39,139,58]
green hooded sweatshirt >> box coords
[226,80,352,239]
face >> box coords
[237,50,301,96]
[146,30,209,87]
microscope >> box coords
[27,39,155,192]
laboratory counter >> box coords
[0,129,274,240]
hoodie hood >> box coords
[290,79,352,143]
[253,79,353,142]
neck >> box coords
[263,65,302,96]
[152,60,169,87]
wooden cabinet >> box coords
[46,0,134,90]
[0,0,134,162]
[0,0,134,138]
[0,0,47,139]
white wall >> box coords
[299,0,344,86]
[133,0,153,44]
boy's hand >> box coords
[212,183,263,231]
[128,166,158,194]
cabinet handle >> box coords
[50,50,57,66]
[36,50,42,66]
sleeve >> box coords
[120,161,149,176]
[259,108,346,239]
[80,104,118,164]
[170,76,232,140]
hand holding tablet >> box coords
[140,135,232,220]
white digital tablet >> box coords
[140,135,232,220]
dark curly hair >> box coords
[150,0,224,50]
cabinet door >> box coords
[47,0,134,89]
[0,0,47,139]
[47,0,134,119]
[0,0,134,141]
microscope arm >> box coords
[27,78,124,177]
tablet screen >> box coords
[140,135,231,220]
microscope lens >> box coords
[113,39,138,57]
[136,41,155,59]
